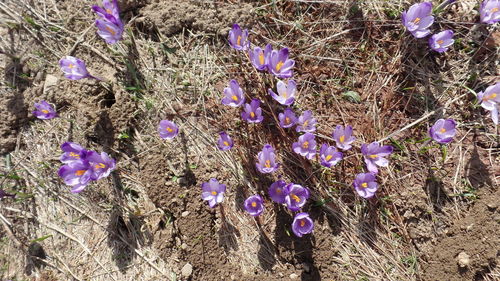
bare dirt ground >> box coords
[0,0,499,280]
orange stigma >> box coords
[302,141,309,149]
[259,53,264,65]
[251,202,257,207]
[211,191,217,196]
[75,170,86,176]
[413,17,421,24]
[291,194,301,202]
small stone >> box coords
[494,214,500,223]
[181,211,190,217]
[289,273,298,279]
[302,263,311,273]
[486,203,497,211]
[181,243,187,250]
[458,252,470,268]
[181,263,193,277]
[43,74,59,94]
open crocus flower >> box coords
[477,82,500,124]
[158,120,179,140]
[269,80,296,106]
[284,184,309,211]
[279,108,297,128]
[201,178,226,208]
[292,132,316,160]
[296,110,317,133]
[480,0,500,24]
[402,2,434,38]
[249,44,272,71]
[353,173,378,199]
[59,56,95,80]
[60,142,88,163]
[333,125,356,150]
[267,48,295,78]
[429,30,454,53]
[228,24,249,50]
[241,99,264,123]
[87,151,116,181]
[95,13,124,44]
[244,195,264,216]
[221,80,245,107]
[319,144,343,168]
[429,119,457,144]
[268,180,287,204]
[217,132,234,151]
[92,0,120,21]
[292,212,314,237]
[58,160,93,193]
[32,100,57,120]
[361,142,393,174]
[256,144,279,173]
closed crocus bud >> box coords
[429,119,457,144]
[429,30,454,53]
[402,2,434,38]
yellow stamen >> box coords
[250,112,255,118]
[276,188,282,194]
[211,191,217,196]
[105,26,116,36]
[492,7,499,13]
[237,35,242,46]
[413,17,421,24]
[285,117,290,124]
[283,92,287,98]
[302,141,309,149]
[251,202,257,207]
[41,109,49,114]
[276,61,284,71]
[440,128,446,133]
[95,163,106,169]
[325,155,332,161]
[339,135,345,143]
[300,220,305,227]
[166,127,173,133]
[484,93,497,101]
[303,121,308,127]
[437,40,444,45]
[231,95,238,101]
[75,170,86,176]
[259,53,264,65]
[106,8,112,14]
[68,63,75,69]
[265,160,271,168]
[361,182,368,188]
[291,194,301,202]
[369,154,377,159]
[69,152,80,158]
[223,141,229,146]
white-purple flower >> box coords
[480,0,500,24]
[268,179,287,204]
[284,183,309,212]
[429,119,457,144]
[60,142,88,163]
[292,212,314,237]
[241,99,264,123]
[217,132,234,151]
[361,142,393,174]
[201,178,226,208]
[32,100,57,119]
[249,44,272,71]
[353,173,378,199]
[429,30,454,53]
[278,108,297,128]
[296,110,317,133]
[292,132,316,160]
[158,120,179,140]
[228,24,249,50]
[269,80,296,106]
[319,144,343,168]
[477,82,500,125]
[267,47,295,78]
[256,144,279,173]
[58,161,93,193]
[244,195,264,216]
[59,56,94,80]
[222,80,245,107]
[402,2,434,38]
[332,125,356,150]
[87,151,116,181]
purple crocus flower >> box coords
[296,110,317,132]
[284,183,309,211]
[221,80,245,107]
[269,80,296,106]
[267,48,295,78]
[244,195,264,216]
[92,0,120,21]
[228,24,249,51]
[319,144,343,168]
[429,30,454,53]
[278,108,297,128]
[87,151,116,180]
[241,99,264,123]
[292,212,314,237]
[217,132,234,151]
[95,13,123,44]
[353,173,378,199]
[158,120,179,140]
[32,100,57,120]
[480,0,500,24]
[429,119,457,144]
[268,179,287,204]
[292,132,316,160]
[0,189,15,200]
[58,161,93,193]
[60,142,88,163]
[59,56,94,80]
[402,2,434,38]
[201,178,226,208]
[361,142,393,174]
[256,144,279,173]
[332,125,356,150]
[477,82,500,125]
[249,44,272,71]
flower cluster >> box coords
[92,0,124,44]
[58,142,116,193]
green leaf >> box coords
[30,235,52,243]
[342,91,361,103]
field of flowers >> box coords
[0,0,499,280]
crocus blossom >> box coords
[429,30,454,53]
[480,0,500,24]
[429,119,457,144]
[267,48,295,78]
[319,144,343,168]
[402,2,434,38]
[87,151,116,181]
[201,178,226,208]
[60,142,88,163]
[58,161,93,193]
[228,24,249,50]
[249,44,272,71]
[241,99,264,123]
[361,142,393,174]
[158,120,179,140]
[353,173,378,199]
[59,56,94,80]
[333,125,356,150]
[296,110,317,132]
[244,195,264,216]
[32,100,57,120]
[284,183,309,211]
[92,0,120,20]
[268,180,287,204]
[269,80,296,106]
[221,80,245,107]
[279,108,297,128]
[95,14,124,44]
[256,144,279,173]
[292,132,316,160]
[217,132,234,151]
[477,82,500,124]
[292,212,314,237]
